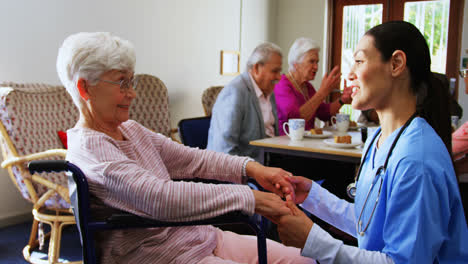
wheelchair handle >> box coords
[28,160,69,174]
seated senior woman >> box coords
[272,37,356,199]
[275,37,353,133]
[56,32,316,264]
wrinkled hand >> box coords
[286,176,312,204]
[340,79,353,104]
[252,190,291,223]
[318,66,341,95]
[277,199,314,248]
[246,162,295,200]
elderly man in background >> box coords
[208,42,282,162]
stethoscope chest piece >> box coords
[347,182,357,198]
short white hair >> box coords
[56,32,136,109]
[246,42,282,70]
[288,37,320,72]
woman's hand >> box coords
[318,66,341,96]
[246,161,295,200]
[252,190,291,223]
[277,199,314,248]
[286,176,313,204]
[340,79,353,104]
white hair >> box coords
[288,37,320,72]
[246,42,282,70]
[56,32,136,109]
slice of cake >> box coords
[309,128,323,135]
[334,135,352,144]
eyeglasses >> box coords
[98,77,139,93]
[460,69,468,78]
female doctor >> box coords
[273,21,468,263]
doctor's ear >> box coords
[390,50,407,77]
[77,78,90,101]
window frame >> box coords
[330,0,465,99]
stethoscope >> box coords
[346,112,417,236]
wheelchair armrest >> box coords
[28,160,69,174]
[106,211,255,229]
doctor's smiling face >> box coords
[348,35,393,111]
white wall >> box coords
[240,0,278,71]
[0,0,274,225]
[458,0,468,124]
[274,0,327,88]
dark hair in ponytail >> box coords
[365,21,451,153]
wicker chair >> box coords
[201,85,224,116]
[132,74,178,140]
[0,82,79,264]
[0,75,177,263]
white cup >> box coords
[283,118,305,141]
[331,113,350,135]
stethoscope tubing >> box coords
[348,113,417,236]
[348,112,418,199]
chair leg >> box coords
[48,221,61,263]
[28,219,39,248]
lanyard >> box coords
[348,112,417,236]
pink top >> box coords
[452,121,468,160]
[274,74,331,135]
[66,120,255,264]
[249,73,276,137]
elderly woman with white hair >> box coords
[275,37,353,134]
[57,32,316,264]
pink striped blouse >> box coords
[66,120,255,264]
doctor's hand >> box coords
[286,176,312,204]
[246,161,295,200]
[277,199,314,249]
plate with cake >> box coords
[304,128,332,139]
[323,134,362,148]
[347,121,360,131]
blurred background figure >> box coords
[208,42,282,162]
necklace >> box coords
[288,72,309,100]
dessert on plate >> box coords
[334,134,352,144]
[309,128,323,135]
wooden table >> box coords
[250,131,363,165]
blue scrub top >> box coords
[355,117,468,263]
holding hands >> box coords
[283,176,313,204]
[277,199,314,248]
[246,163,316,248]
[246,161,296,200]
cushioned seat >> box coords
[201,85,223,116]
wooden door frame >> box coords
[331,0,387,73]
[330,0,465,99]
